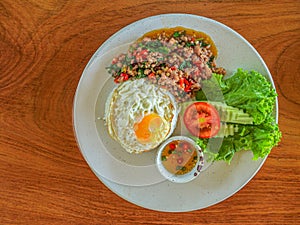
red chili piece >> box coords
[169,143,176,150]
[148,72,155,79]
[113,73,129,83]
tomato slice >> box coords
[183,102,220,138]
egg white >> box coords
[105,79,179,153]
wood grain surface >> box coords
[1,0,299,224]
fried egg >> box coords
[105,79,179,153]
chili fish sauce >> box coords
[161,140,198,175]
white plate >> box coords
[73,14,278,212]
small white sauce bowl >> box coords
[156,136,204,183]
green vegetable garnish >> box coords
[186,42,195,47]
[145,41,170,54]
[195,68,281,164]
[197,115,281,163]
[173,31,181,37]
[197,69,277,125]
[201,41,209,47]
[136,68,146,78]
[179,60,192,70]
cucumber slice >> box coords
[181,101,253,124]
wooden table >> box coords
[1,1,299,224]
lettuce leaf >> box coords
[197,69,277,125]
[196,115,281,163]
[195,69,281,163]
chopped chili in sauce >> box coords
[161,140,198,175]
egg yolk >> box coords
[134,113,164,143]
